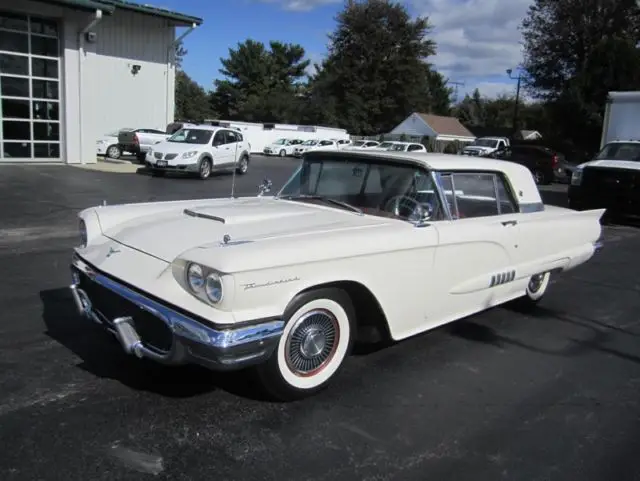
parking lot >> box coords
[1,155,640,481]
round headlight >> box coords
[79,219,87,247]
[205,272,223,303]
[186,263,205,292]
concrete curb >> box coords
[100,156,137,165]
[70,161,142,174]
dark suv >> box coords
[488,144,563,185]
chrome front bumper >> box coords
[69,255,284,371]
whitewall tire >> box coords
[255,288,355,401]
[512,271,551,310]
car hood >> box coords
[151,142,204,154]
[96,197,400,271]
[98,135,118,143]
[578,159,640,171]
[463,146,492,152]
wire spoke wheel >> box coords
[285,309,340,377]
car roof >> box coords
[304,149,540,203]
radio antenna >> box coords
[230,127,240,198]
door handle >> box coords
[501,220,518,226]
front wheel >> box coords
[236,155,249,175]
[198,158,212,179]
[255,288,355,401]
[279,149,286,157]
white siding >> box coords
[92,10,175,137]
[389,113,436,137]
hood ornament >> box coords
[257,178,272,197]
[222,234,231,244]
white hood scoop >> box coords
[182,200,311,225]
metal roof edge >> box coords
[36,0,116,14]
[101,0,203,26]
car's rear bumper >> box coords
[69,254,284,371]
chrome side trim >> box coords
[69,255,285,371]
[490,269,516,287]
[519,202,545,213]
[183,208,225,223]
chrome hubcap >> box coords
[107,147,119,157]
[285,309,339,376]
[528,273,545,293]
[240,159,248,172]
[201,162,210,176]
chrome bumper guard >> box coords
[69,255,284,371]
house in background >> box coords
[518,130,542,140]
[0,0,203,163]
[388,113,476,152]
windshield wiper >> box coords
[280,195,363,214]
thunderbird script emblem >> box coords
[106,246,120,258]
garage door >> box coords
[0,10,60,161]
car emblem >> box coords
[106,246,121,258]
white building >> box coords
[0,0,202,163]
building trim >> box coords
[35,0,115,14]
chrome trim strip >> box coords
[69,255,285,370]
[183,208,225,223]
[519,202,545,213]
[431,171,453,221]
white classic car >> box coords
[69,150,604,401]
[293,139,339,157]
[145,126,252,179]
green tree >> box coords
[175,41,187,70]
[521,0,640,151]
[175,70,212,121]
[308,0,446,135]
[210,39,310,122]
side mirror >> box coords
[257,178,273,197]
[411,202,434,226]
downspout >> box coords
[78,9,103,164]
[166,23,197,127]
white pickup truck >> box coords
[118,128,171,162]
[461,137,510,157]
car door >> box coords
[430,171,522,322]
[223,129,242,167]
[211,130,232,167]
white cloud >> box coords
[255,0,341,11]
[410,0,532,85]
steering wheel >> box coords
[384,195,432,221]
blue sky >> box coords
[161,0,530,101]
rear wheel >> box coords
[255,288,355,401]
[236,155,249,175]
[136,152,146,162]
[513,271,551,310]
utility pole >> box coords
[506,68,522,138]
[448,80,465,103]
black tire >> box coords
[106,144,121,159]
[236,155,249,175]
[198,157,212,180]
[279,149,286,157]
[254,287,356,401]
[532,169,544,185]
[136,152,146,162]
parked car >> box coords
[69,150,604,401]
[334,139,352,148]
[96,128,134,159]
[568,140,640,221]
[118,128,172,162]
[144,125,251,179]
[371,141,401,151]
[293,139,338,157]
[488,144,563,185]
[347,140,380,149]
[389,142,427,153]
[263,138,304,157]
[461,137,510,157]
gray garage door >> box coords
[0,10,60,161]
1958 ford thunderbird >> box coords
[69,150,605,400]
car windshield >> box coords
[167,128,213,144]
[302,140,318,146]
[352,141,366,147]
[390,144,408,151]
[472,139,499,148]
[277,155,441,222]
[273,139,287,145]
[595,142,640,162]
[378,142,395,149]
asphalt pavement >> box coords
[1,156,640,481]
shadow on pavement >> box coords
[39,287,271,401]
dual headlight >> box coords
[185,262,223,304]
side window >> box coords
[319,140,333,146]
[225,130,239,144]
[212,130,225,146]
[407,144,423,152]
[449,173,500,218]
[236,132,243,142]
[365,142,378,147]
[495,175,517,213]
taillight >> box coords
[133,133,139,144]
[552,153,558,166]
